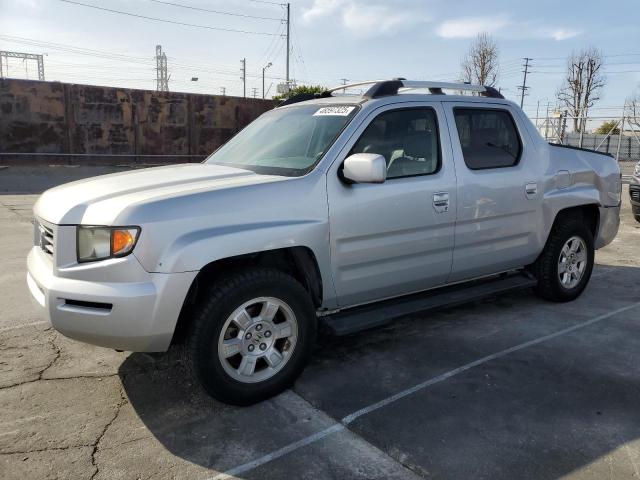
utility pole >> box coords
[517,57,531,108]
[262,62,272,99]
[155,45,169,92]
[340,78,349,94]
[544,101,551,140]
[285,3,290,92]
[220,87,226,96]
[252,87,258,98]
[616,106,625,161]
[240,58,246,98]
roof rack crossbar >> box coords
[325,79,504,100]
[279,79,504,106]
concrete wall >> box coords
[0,78,274,164]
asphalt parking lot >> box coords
[1,181,640,480]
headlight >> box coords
[635,162,640,176]
[77,226,140,262]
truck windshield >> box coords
[205,104,359,176]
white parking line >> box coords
[208,300,640,480]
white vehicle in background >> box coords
[27,80,621,405]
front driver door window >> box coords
[349,108,441,179]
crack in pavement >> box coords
[38,335,61,381]
[90,382,127,480]
[1,444,96,455]
[0,373,122,390]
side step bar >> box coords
[321,272,537,336]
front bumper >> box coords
[27,246,197,352]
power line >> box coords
[248,0,286,5]
[0,34,151,62]
[147,0,283,21]
[57,0,282,36]
[0,34,287,79]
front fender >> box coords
[161,220,326,272]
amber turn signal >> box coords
[112,229,136,255]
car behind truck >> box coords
[27,80,621,405]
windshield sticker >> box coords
[313,106,356,116]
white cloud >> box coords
[436,15,511,39]
[549,28,582,41]
[302,0,428,37]
[302,0,345,22]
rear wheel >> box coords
[532,217,594,302]
[183,269,316,405]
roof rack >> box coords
[279,79,504,106]
[359,79,504,99]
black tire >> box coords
[532,215,595,302]
[183,268,316,406]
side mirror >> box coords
[342,153,387,184]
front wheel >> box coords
[183,269,316,405]
[532,217,595,302]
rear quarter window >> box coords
[453,108,522,170]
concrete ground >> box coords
[1,183,640,480]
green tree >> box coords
[595,120,620,135]
[273,84,326,101]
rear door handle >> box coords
[433,192,449,213]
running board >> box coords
[321,272,537,336]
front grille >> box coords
[36,221,55,257]
[631,188,640,203]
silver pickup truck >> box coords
[27,80,621,405]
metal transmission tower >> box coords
[155,45,169,92]
[240,58,246,98]
[0,50,45,80]
[517,57,532,108]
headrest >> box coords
[403,132,432,158]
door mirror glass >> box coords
[342,153,387,184]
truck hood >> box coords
[34,163,285,224]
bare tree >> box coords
[625,92,640,131]
[460,33,499,87]
[556,47,606,133]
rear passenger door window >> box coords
[350,108,440,179]
[453,108,522,169]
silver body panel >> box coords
[27,94,621,351]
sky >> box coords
[1,0,640,121]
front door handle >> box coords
[433,192,450,213]
[525,182,538,197]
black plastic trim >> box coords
[483,86,505,99]
[63,299,113,311]
[363,80,404,99]
[549,142,615,158]
[322,272,536,336]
